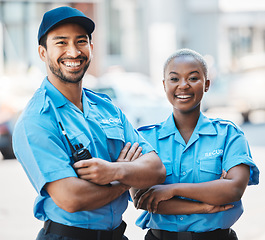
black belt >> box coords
[151,228,231,240]
[44,220,127,240]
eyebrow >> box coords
[168,70,200,75]
[189,71,200,75]
[52,35,89,40]
[169,71,178,75]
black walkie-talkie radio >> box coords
[59,122,112,186]
[59,122,92,162]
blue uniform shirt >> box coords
[12,77,154,230]
[136,113,259,232]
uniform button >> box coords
[180,217,184,221]
[182,172,186,176]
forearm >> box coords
[170,164,250,205]
[115,151,166,189]
[139,196,209,215]
[170,181,227,205]
[171,180,243,205]
[46,177,129,213]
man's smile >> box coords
[62,60,82,68]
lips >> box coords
[175,94,192,99]
[59,56,87,69]
[63,61,82,68]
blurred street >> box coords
[0,122,264,240]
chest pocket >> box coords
[66,132,92,163]
[199,157,222,182]
[101,123,125,161]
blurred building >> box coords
[1,0,265,125]
[1,0,265,80]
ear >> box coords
[205,79,210,92]
[90,41,94,51]
[38,45,47,62]
[86,42,94,62]
[163,79,166,92]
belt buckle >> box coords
[177,231,192,240]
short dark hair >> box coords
[39,34,48,49]
[163,48,208,79]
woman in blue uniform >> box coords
[132,49,259,240]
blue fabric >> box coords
[13,77,154,231]
[136,113,259,233]
[38,6,95,43]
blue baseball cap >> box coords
[38,6,95,44]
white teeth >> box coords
[177,95,191,99]
[64,61,81,67]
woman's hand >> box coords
[134,184,175,213]
[203,203,234,213]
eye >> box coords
[56,41,66,45]
[189,77,199,81]
[170,77,179,82]
[77,39,88,44]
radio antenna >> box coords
[59,122,75,154]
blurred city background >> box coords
[0,0,264,239]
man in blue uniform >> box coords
[12,6,166,240]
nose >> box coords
[178,78,190,89]
[66,44,81,58]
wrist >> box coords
[113,162,126,183]
[201,203,212,214]
[111,181,130,192]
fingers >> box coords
[117,143,132,162]
[214,204,234,213]
[73,159,93,171]
[222,204,234,211]
[147,196,159,213]
[135,189,151,209]
[73,159,114,184]
[220,170,228,179]
[117,142,142,162]
[207,204,234,213]
[135,188,158,213]
[126,143,142,161]
[132,147,142,161]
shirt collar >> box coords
[158,112,217,140]
[195,113,217,136]
[41,77,68,108]
[41,78,97,111]
[158,114,179,139]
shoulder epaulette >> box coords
[211,118,242,131]
[83,88,112,101]
[138,124,159,131]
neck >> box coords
[48,77,83,111]
[173,108,200,143]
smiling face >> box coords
[38,23,93,84]
[163,55,210,116]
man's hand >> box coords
[73,158,117,185]
[73,142,143,185]
[117,142,142,162]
